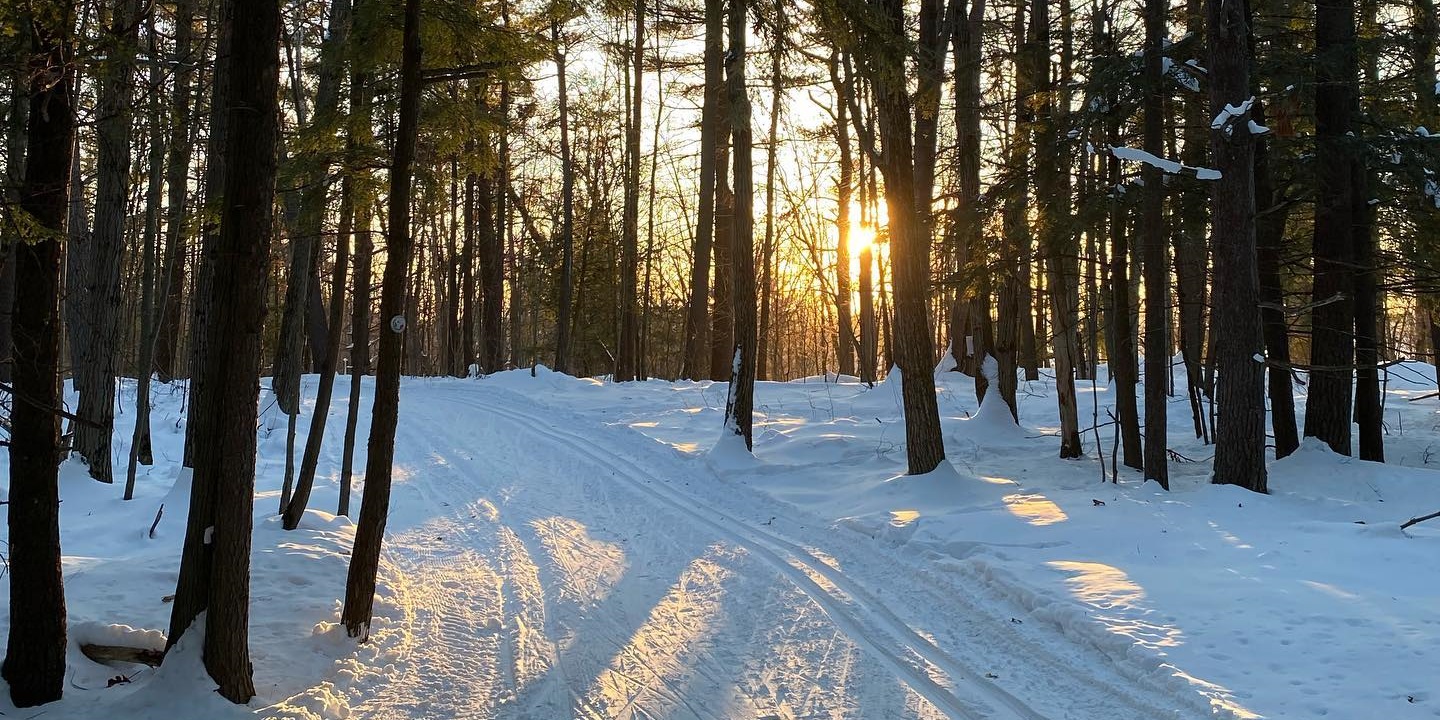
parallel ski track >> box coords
[463,387,1226,720]
[453,392,1054,720]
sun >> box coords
[848,224,876,253]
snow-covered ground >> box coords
[1,359,1437,719]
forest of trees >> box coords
[1,0,1437,706]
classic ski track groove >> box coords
[459,393,1032,720]
[347,386,1212,719]
[468,387,1214,720]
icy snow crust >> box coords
[1,361,1436,718]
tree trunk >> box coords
[183,0,236,469]
[1141,0,1170,488]
[553,18,577,375]
[284,182,353,529]
[154,0,196,382]
[343,0,422,637]
[830,51,857,378]
[1353,0,1383,462]
[710,88,735,382]
[1207,0,1267,492]
[3,10,74,706]
[949,0,986,386]
[124,16,168,498]
[338,29,373,517]
[477,170,504,373]
[167,0,280,701]
[855,0,947,474]
[1106,58,1143,470]
[859,244,877,384]
[681,3,721,380]
[1304,0,1357,454]
[462,161,477,373]
[616,0,645,382]
[724,0,758,447]
[757,3,784,382]
[1177,0,1210,441]
[995,0,1029,419]
[74,0,145,484]
[1253,97,1298,458]
[1031,0,1082,458]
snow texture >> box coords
[3,361,1437,719]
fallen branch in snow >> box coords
[81,644,165,668]
[1400,510,1440,530]
[1406,392,1439,403]
[148,504,164,539]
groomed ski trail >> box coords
[336,384,1224,720]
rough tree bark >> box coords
[854,0,947,474]
[182,0,236,469]
[343,0,423,637]
[830,50,857,378]
[284,185,352,529]
[1141,0,1170,488]
[949,0,986,389]
[723,0,758,448]
[154,0,196,381]
[1031,0,1083,458]
[1303,0,1357,454]
[166,0,280,701]
[1176,0,1211,440]
[3,8,74,705]
[1207,0,1268,492]
[616,0,645,381]
[710,81,735,382]
[1253,95,1299,459]
[553,16,577,374]
[74,0,145,484]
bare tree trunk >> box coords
[167,0,279,700]
[338,33,373,517]
[462,158,476,373]
[284,180,352,529]
[757,3,784,381]
[3,9,74,705]
[681,2,721,379]
[949,0,986,386]
[74,0,145,484]
[1032,0,1082,458]
[710,85,735,382]
[1304,0,1357,454]
[724,0,758,447]
[859,244,877,384]
[853,0,947,474]
[553,17,577,375]
[343,0,422,637]
[616,0,645,381]
[1207,0,1267,492]
[1253,96,1298,458]
[1353,0,1383,462]
[477,170,504,373]
[154,0,196,382]
[1141,0,1170,488]
[183,0,236,469]
[830,50,857,378]
[1106,59,1143,470]
[1176,0,1210,441]
[124,16,168,498]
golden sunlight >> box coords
[848,223,877,253]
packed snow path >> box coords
[341,386,1212,719]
